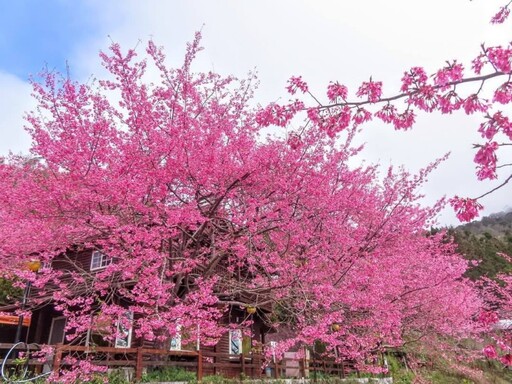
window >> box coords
[90,250,111,271]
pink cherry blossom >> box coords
[474,141,498,180]
[375,104,397,124]
[286,76,309,95]
[434,62,464,89]
[352,107,372,125]
[493,82,512,104]
[492,6,511,24]
[478,111,512,141]
[462,94,488,114]
[486,46,512,73]
[356,79,383,102]
[438,91,463,114]
[327,82,348,101]
[449,196,484,222]
[479,310,499,326]
[401,66,428,92]
[501,354,512,366]
[483,345,498,359]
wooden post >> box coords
[197,350,203,382]
[52,343,63,374]
[255,353,261,378]
[340,359,345,378]
[273,359,279,379]
[213,343,217,376]
[135,347,143,381]
[240,352,246,377]
[302,346,309,379]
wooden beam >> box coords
[0,315,30,327]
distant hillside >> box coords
[449,210,512,280]
[458,210,512,239]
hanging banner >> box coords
[114,311,133,348]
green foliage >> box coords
[309,370,340,380]
[0,372,47,384]
[199,374,245,384]
[106,371,132,384]
[200,375,228,384]
[384,350,512,384]
[385,354,414,384]
[0,277,22,305]
[141,366,197,383]
[448,214,512,280]
[423,370,473,383]
[472,358,512,384]
[85,370,131,384]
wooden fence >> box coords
[1,343,356,381]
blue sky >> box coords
[0,1,104,79]
[0,0,510,224]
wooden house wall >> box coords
[51,249,93,273]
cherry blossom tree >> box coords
[0,32,483,381]
[3,3,512,380]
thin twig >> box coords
[475,173,512,199]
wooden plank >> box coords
[142,361,198,368]
[203,362,254,369]
[0,315,31,327]
[94,361,136,367]
[0,343,40,350]
[59,345,138,353]
[3,359,44,365]
[240,353,245,377]
[197,349,203,382]
[135,347,143,381]
[140,348,197,356]
[202,351,255,358]
[52,344,63,374]
[213,343,217,376]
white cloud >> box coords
[0,72,33,156]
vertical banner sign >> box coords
[115,311,133,348]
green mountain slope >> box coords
[448,210,512,280]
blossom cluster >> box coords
[474,141,498,180]
[449,197,483,222]
[356,80,382,102]
[492,6,511,24]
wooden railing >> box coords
[50,344,199,380]
[0,342,44,370]
[1,343,358,381]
